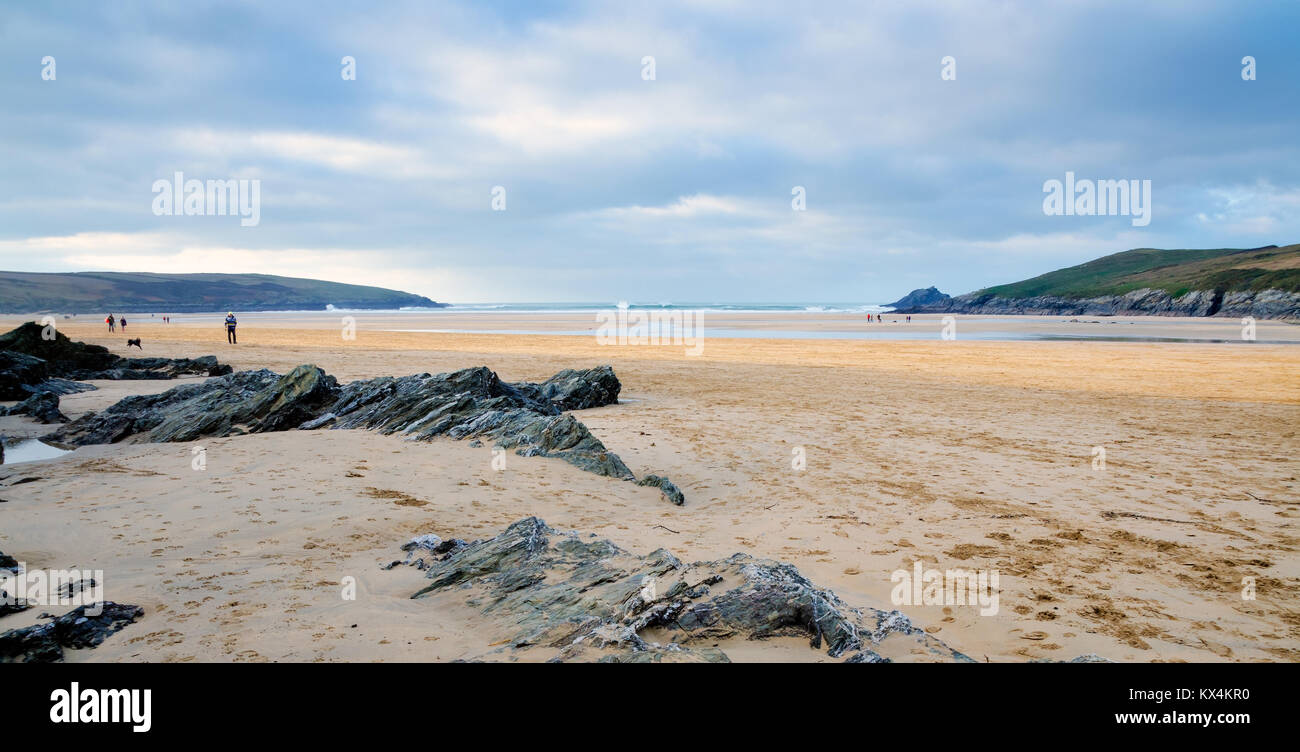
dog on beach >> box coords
[126,338,142,350]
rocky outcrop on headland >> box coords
[892,287,1300,319]
[0,323,232,400]
[397,516,972,663]
[48,363,661,488]
[886,286,951,310]
[0,602,144,663]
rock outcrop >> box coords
[317,365,632,479]
[0,323,232,400]
[636,474,686,505]
[48,365,337,445]
[886,286,951,310]
[49,363,651,484]
[0,352,49,401]
[892,287,1300,319]
[0,391,67,423]
[0,602,144,663]
[399,516,973,663]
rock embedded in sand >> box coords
[49,366,338,444]
[0,351,48,401]
[51,363,639,480]
[0,391,68,423]
[0,602,144,663]
[636,474,686,505]
[403,516,974,663]
[325,365,632,479]
[514,365,622,411]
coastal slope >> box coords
[0,271,446,313]
[891,244,1300,319]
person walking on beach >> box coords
[120,316,127,330]
[224,312,238,344]
[106,314,115,332]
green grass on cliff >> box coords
[0,271,441,313]
[976,244,1300,300]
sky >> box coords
[1,0,1297,303]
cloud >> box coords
[0,0,1297,302]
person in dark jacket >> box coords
[224,312,238,344]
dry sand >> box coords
[1,312,1297,662]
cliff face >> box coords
[896,287,1300,319]
[891,245,1300,319]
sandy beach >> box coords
[2,311,1297,662]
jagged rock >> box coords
[0,323,118,373]
[516,366,621,410]
[0,602,143,663]
[387,534,471,570]
[0,391,67,423]
[0,323,231,395]
[404,517,973,663]
[0,351,48,401]
[51,363,637,480]
[637,474,685,505]
[22,378,95,397]
[325,366,633,479]
[49,365,338,444]
[0,550,18,573]
[71,354,232,380]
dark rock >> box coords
[394,534,471,570]
[23,378,96,397]
[0,550,18,573]
[0,351,48,401]
[49,365,338,445]
[0,323,117,373]
[517,365,621,410]
[0,391,67,423]
[886,286,950,310]
[845,649,892,663]
[0,596,31,619]
[0,323,231,393]
[404,517,973,663]
[52,363,637,480]
[637,474,686,505]
[112,354,232,379]
[0,602,143,663]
